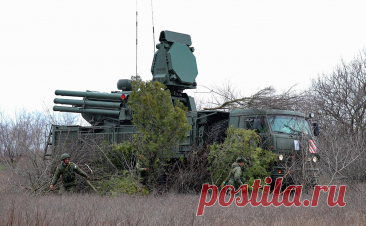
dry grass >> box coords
[1,161,365,226]
[0,184,365,226]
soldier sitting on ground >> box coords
[50,153,91,194]
[227,156,246,190]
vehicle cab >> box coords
[229,108,320,187]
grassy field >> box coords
[0,160,364,226]
[0,183,365,226]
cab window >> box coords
[245,116,268,133]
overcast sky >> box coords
[1,0,366,115]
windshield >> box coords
[268,115,311,135]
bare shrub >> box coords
[310,52,366,133]
[310,51,366,183]
[0,109,91,195]
[317,126,366,184]
[167,120,230,193]
[48,134,121,194]
[203,84,306,111]
[43,104,80,126]
[0,110,53,193]
[167,146,210,193]
[0,110,46,164]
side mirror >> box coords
[313,123,319,136]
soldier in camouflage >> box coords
[136,154,149,187]
[227,156,246,190]
[50,153,91,194]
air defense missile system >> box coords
[45,30,320,187]
[46,30,228,157]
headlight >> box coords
[279,155,283,161]
[312,156,317,162]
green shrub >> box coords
[108,142,134,170]
[208,126,278,189]
[128,80,191,188]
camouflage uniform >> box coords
[51,162,88,194]
[227,157,245,190]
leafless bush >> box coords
[203,84,306,111]
[168,120,229,193]
[309,51,366,183]
[317,126,366,185]
[0,110,54,193]
[0,110,46,164]
[199,81,243,110]
[48,134,123,194]
[167,146,210,193]
[43,104,80,126]
[0,109,88,194]
[310,51,366,133]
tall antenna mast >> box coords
[135,0,138,77]
[151,0,156,54]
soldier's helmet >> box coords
[61,153,70,160]
[236,156,245,163]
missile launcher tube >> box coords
[53,106,120,116]
[55,90,123,100]
[54,98,122,108]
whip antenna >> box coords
[135,0,138,76]
[151,0,156,54]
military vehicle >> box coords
[45,30,319,187]
[45,30,228,157]
[229,108,320,187]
